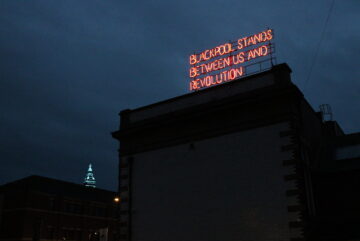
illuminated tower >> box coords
[84,164,96,188]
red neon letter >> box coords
[238,37,247,49]
[190,55,197,65]
[261,45,268,56]
[266,29,273,41]
[189,67,199,78]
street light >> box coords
[114,196,121,241]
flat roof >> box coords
[122,63,292,123]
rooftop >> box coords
[0,175,116,202]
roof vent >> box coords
[319,104,333,122]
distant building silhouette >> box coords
[84,164,96,188]
[112,63,360,241]
[311,130,360,241]
[0,175,119,241]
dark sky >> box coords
[1,0,359,191]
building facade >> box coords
[112,63,360,241]
[0,175,119,241]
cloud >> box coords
[0,0,359,189]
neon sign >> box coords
[189,29,274,91]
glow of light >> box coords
[189,29,273,91]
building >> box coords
[0,175,120,241]
[311,129,360,240]
[112,63,360,241]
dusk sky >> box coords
[1,0,359,191]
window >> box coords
[49,198,55,210]
[46,226,55,239]
[336,144,360,160]
[64,201,82,214]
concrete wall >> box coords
[127,122,300,241]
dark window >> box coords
[49,198,55,210]
[120,234,127,239]
[64,202,82,214]
[46,226,55,239]
[62,229,78,240]
[76,230,82,240]
[97,207,105,216]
